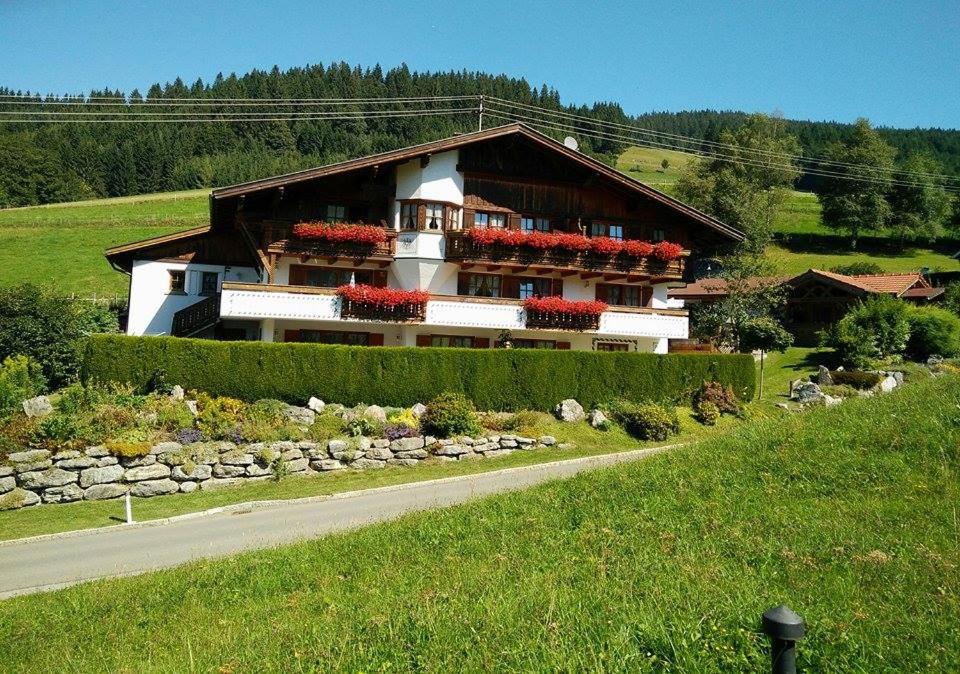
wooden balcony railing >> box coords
[172,293,221,337]
[267,232,396,260]
[339,298,426,322]
[444,231,685,277]
[524,309,601,331]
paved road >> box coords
[0,446,667,599]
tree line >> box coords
[1,61,960,208]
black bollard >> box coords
[761,605,805,674]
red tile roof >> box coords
[669,269,930,300]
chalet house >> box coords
[670,268,943,346]
[106,124,743,352]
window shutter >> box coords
[462,208,475,230]
[457,272,470,296]
[284,330,300,343]
[595,283,608,302]
[372,270,388,288]
[507,213,521,230]
[473,337,490,349]
[417,203,426,229]
[551,278,564,297]
[555,341,571,350]
[368,333,385,346]
[288,265,306,286]
[641,286,653,307]
[415,334,432,347]
[188,270,201,295]
[502,276,520,299]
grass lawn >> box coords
[617,146,692,186]
[1,371,956,671]
[0,190,208,295]
[754,346,833,409]
[0,411,739,542]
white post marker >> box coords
[125,491,134,524]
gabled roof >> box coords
[670,268,931,300]
[210,123,744,242]
[668,275,791,299]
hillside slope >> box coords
[1,372,957,671]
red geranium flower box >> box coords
[336,284,428,322]
[652,241,684,261]
[292,222,388,245]
[523,296,607,331]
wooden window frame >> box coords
[511,338,559,350]
[168,269,186,295]
[596,283,652,307]
[199,271,219,296]
[297,329,372,346]
[458,271,502,298]
[288,264,386,289]
[652,228,666,242]
[399,199,461,232]
[591,222,625,240]
[325,204,348,223]
[520,216,551,233]
[430,335,475,348]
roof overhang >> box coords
[105,226,211,274]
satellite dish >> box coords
[563,136,579,151]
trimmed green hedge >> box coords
[82,335,756,411]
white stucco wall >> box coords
[392,150,463,230]
[126,260,258,336]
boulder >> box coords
[314,459,345,471]
[121,454,156,468]
[80,464,124,488]
[588,409,609,429]
[8,449,51,464]
[52,450,81,461]
[245,463,272,477]
[123,464,171,482]
[55,456,97,470]
[538,436,557,446]
[171,464,213,481]
[364,447,394,461]
[13,459,52,474]
[394,449,429,460]
[350,458,386,470]
[130,479,179,498]
[389,436,424,452]
[500,439,518,449]
[185,400,199,417]
[307,397,326,413]
[363,405,387,424]
[880,375,898,393]
[0,476,16,494]
[817,365,833,386]
[212,464,246,479]
[0,465,12,478]
[83,483,128,501]
[18,467,78,490]
[434,444,470,456]
[411,402,427,418]
[169,385,185,401]
[151,441,183,455]
[280,448,304,461]
[892,371,904,385]
[792,381,824,404]
[85,446,110,458]
[41,483,83,504]
[220,451,254,466]
[179,481,199,494]
[0,488,41,510]
[282,405,315,426]
[96,456,119,467]
[286,458,309,473]
[371,438,391,449]
[555,399,585,422]
[22,395,53,418]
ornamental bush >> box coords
[83,335,757,412]
[420,392,481,437]
[0,355,45,422]
[607,400,680,441]
[691,381,742,419]
[905,305,960,361]
[822,296,910,367]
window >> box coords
[301,330,370,346]
[596,341,629,352]
[598,283,650,307]
[431,335,475,348]
[300,266,374,288]
[512,339,557,349]
[463,273,501,298]
[200,272,219,296]
[517,277,553,299]
[591,222,624,239]
[425,203,444,230]
[401,202,417,230]
[520,216,550,233]
[168,270,185,294]
[326,205,347,223]
[446,206,460,230]
[653,228,666,242]
[474,211,505,229]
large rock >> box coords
[123,464,171,482]
[179,481,199,494]
[307,397,325,413]
[120,454,156,468]
[363,405,387,424]
[350,458,386,470]
[171,464,213,481]
[83,483,128,501]
[394,449,429,460]
[555,399,585,422]
[314,459,345,471]
[212,464,246,479]
[817,365,833,386]
[588,409,609,429]
[18,467,78,490]
[434,444,470,456]
[410,402,427,418]
[0,488,41,510]
[22,395,53,417]
[0,465,12,478]
[151,441,183,456]
[538,436,557,446]
[80,464,124,488]
[169,385,185,401]
[245,463,272,477]
[41,483,83,504]
[8,449,51,464]
[286,458,309,473]
[130,479,179,498]
[389,436,424,452]
[880,375,898,393]
[220,451,254,466]
[55,456,97,470]
[85,446,110,458]
[792,381,824,404]
[364,447,394,461]
[0,476,16,494]
[282,405,315,426]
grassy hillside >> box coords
[0,190,207,295]
[617,146,693,186]
[1,372,956,671]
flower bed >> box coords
[336,285,428,322]
[464,229,683,261]
[523,296,607,331]
[292,222,388,245]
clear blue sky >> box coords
[1,0,958,129]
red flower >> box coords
[622,240,654,257]
[523,296,607,316]
[292,222,387,245]
[553,233,592,252]
[466,228,505,246]
[336,284,429,307]
[588,237,624,256]
[524,231,555,250]
[652,241,684,261]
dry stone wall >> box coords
[0,434,560,511]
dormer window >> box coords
[399,200,461,231]
[326,204,347,223]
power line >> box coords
[0,108,478,124]
[0,93,481,104]
[0,105,476,118]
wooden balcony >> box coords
[267,231,396,263]
[340,298,425,323]
[444,231,686,280]
[524,309,601,331]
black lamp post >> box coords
[762,605,805,674]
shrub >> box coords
[84,336,757,411]
[500,410,544,433]
[906,306,960,361]
[194,393,245,440]
[0,355,45,421]
[695,400,720,426]
[104,439,152,458]
[386,408,420,430]
[384,423,418,441]
[174,427,203,444]
[820,384,859,399]
[421,392,482,437]
[829,370,882,390]
[307,413,345,443]
[822,296,910,367]
[692,381,741,416]
[608,400,680,441]
[30,414,83,449]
